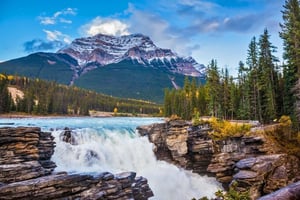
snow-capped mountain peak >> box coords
[58,33,205,77]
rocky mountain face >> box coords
[0,127,153,199]
[137,120,300,199]
[0,34,206,102]
[58,33,205,79]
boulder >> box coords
[59,127,78,145]
[234,154,300,199]
[258,181,300,200]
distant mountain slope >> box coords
[0,53,76,85]
[0,33,206,103]
[74,60,189,103]
[58,33,205,79]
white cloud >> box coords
[63,37,71,44]
[204,21,220,32]
[39,17,55,25]
[43,29,72,44]
[64,8,77,16]
[81,17,130,36]
[178,0,218,10]
[53,11,62,18]
[60,18,72,24]
[127,4,195,56]
[43,30,61,41]
[38,8,77,25]
[80,4,199,57]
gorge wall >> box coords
[0,127,153,200]
[137,120,300,199]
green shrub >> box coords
[193,182,250,200]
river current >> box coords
[0,117,221,199]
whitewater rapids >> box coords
[0,117,222,199]
[51,121,221,199]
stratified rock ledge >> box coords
[0,127,153,200]
[137,119,300,199]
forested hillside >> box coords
[0,74,160,116]
[0,34,206,103]
[165,0,300,127]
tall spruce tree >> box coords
[237,61,251,120]
[280,0,300,123]
[183,77,192,119]
[221,67,230,119]
[228,76,238,119]
[0,76,11,113]
[164,88,172,117]
[197,85,209,116]
[246,37,260,120]
[207,59,221,117]
[258,29,279,123]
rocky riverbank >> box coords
[0,127,153,200]
[137,119,300,199]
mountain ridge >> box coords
[0,33,206,103]
[58,33,205,81]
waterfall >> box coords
[0,117,222,199]
[51,126,222,200]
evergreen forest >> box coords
[0,75,160,116]
[1,0,300,124]
[164,0,300,127]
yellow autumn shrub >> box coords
[279,115,292,127]
[208,117,251,140]
[169,114,181,120]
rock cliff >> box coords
[0,127,153,200]
[137,120,300,199]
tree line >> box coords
[164,0,300,126]
[0,75,160,115]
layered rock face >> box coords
[0,127,153,200]
[0,127,56,183]
[138,120,300,199]
[234,154,299,199]
[0,171,153,200]
[138,120,189,167]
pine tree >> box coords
[221,67,230,119]
[258,29,279,123]
[197,85,209,116]
[228,76,238,119]
[246,37,260,120]
[164,88,171,117]
[0,76,11,113]
[280,0,300,123]
[191,78,198,113]
[207,59,221,117]
[237,61,251,120]
[294,79,300,120]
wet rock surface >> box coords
[0,127,153,200]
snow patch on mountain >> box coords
[58,33,205,77]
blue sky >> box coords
[0,0,285,75]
